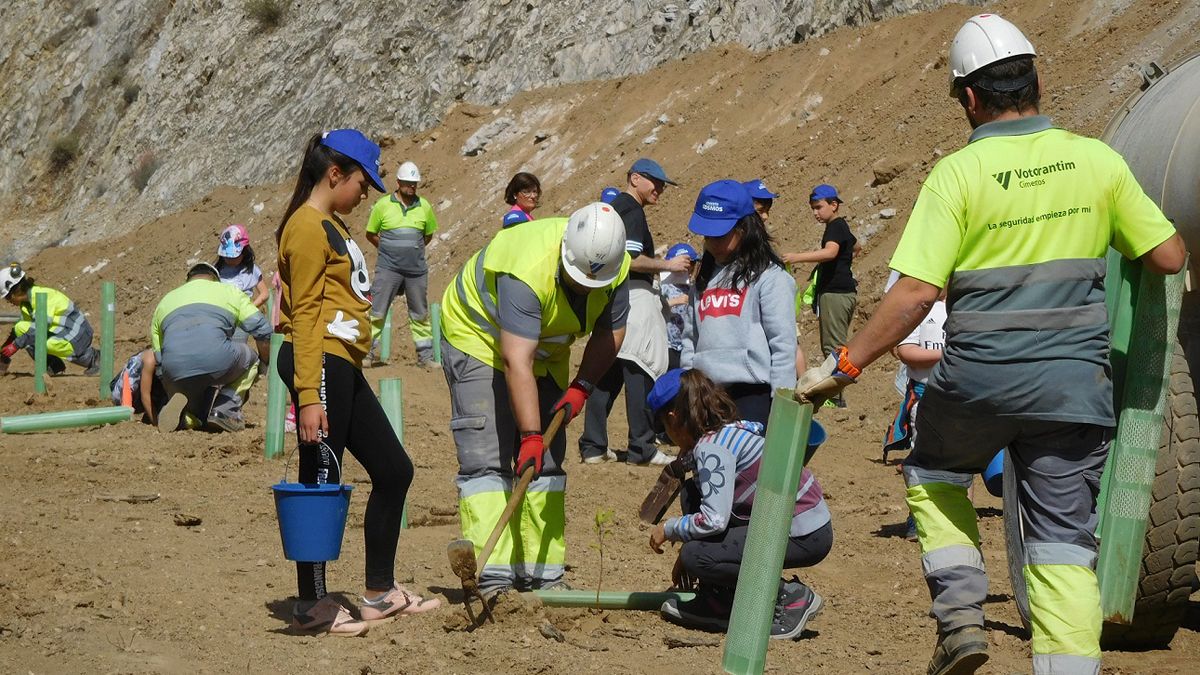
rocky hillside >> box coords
[0,0,968,260]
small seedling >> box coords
[592,508,615,608]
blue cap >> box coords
[600,187,621,203]
[687,179,756,237]
[742,179,778,200]
[319,129,386,193]
[666,243,699,261]
[647,368,686,414]
[809,183,841,202]
[629,158,677,186]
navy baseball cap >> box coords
[647,368,686,414]
[743,179,778,200]
[666,243,699,261]
[319,129,386,193]
[809,183,841,203]
[600,186,621,203]
[629,158,677,186]
[688,179,756,237]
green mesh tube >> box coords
[432,302,443,364]
[380,307,393,362]
[722,390,813,674]
[533,589,696,610]
[98,281,115,401]
[1096,252,1185,623]
[33,292,47,394]
[2,406,133,433]
[380,378,407,528]
[264,333,287,459]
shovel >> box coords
[448,408,567,623]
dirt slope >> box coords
[3,1,1199,673]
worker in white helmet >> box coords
[364,160,439,366]
[796,13,1186,675]
[439,202,630,597]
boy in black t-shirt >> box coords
[782,184,857,406]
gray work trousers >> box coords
[371,266,432,361]
[162,343,257,425]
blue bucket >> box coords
[983,449,1006,498]
[272,447,354,562]
[803,420,826,465]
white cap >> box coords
[948,14,1036,96]
[560,203,627,289]
[397,161,421,182]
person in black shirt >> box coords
[783,184,857,406]
[579,159,691,465]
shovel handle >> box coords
[475,408,567,573]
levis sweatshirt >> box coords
[681,262,797,391]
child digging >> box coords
[647,368,832,639]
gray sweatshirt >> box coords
[680,262,797,390]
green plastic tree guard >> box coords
[379,378,407,527]
[264,333,287,459]
[33,292,47,394]
[380,307,393,363]
[533,590,697,610]
[431,302,442,364]
[2,406,133,434]
[1095,256,1185,623]
[98,281,116,401]
[266,286,275,328]
[722,390,813,675]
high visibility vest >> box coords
[13,285,91,353]
[441,218,630,388]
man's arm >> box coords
[366,232,380,248]
[844,275,941,370]
[139,349,157,423]
[500,331,542,434]
[630,255,690,275]
[576,325,625,385]
[1140,232,1186,275]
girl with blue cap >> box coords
[681,179,798,425]
[273,129,440,637]
[646,367,832,639]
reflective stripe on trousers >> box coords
[459,474,566,588]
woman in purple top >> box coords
[501,172,541,228]
[647,368,832,640]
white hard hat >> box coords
[948,14,1036,96]
[397,161,421,182]
[560,203,627,289]
[1,263,26,298]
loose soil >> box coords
[3,1,1199,672]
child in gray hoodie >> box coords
[680,180,798,425]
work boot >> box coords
[770,577,824,640]
[158,393,187,433]
[207,411,245,433]
[660,585,733,632]
[926,625,988,675]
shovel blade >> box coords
[448,538,478,582]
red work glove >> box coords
[552,378,593,422]
[516,433,545,477]
[0,339,18,360]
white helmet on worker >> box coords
[561,202,627,289]
[948,13,1037,97]
[397,161,421,182]
[0,263,25,299]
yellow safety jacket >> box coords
[441,217,630,388]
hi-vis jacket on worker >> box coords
[795,13,1185,675]
[151,276,272,381]
[1,264,98,373]
[440,203,630,594]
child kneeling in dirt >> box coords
[647,368,832,639]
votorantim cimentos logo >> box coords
[993,159,1077,190]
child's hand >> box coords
[671,554,694,590]
[649,523,668,554]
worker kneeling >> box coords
[152,263,272,432]
[440,203,630,596]
[1,264,99,375]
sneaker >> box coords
[905,514,918,541]
[637,450,676,466]
[582,449,618,464]
[157,393,187,433]
[84,363,100,376]
[358,584,441,623]
[926,625,988,675]
[207,412,245,433]
[660,586,733,632]
[292,597,369,637]
[770,578,824,640]
[531,578,573,592]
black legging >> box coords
[277,343,414,598]
[677,482,833,587]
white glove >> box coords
[795,347,860,408]
[326,311,361,342]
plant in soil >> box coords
[591,508,615,609]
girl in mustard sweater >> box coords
[274,129,439,637]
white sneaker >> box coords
[644,450,676,466]
[582,450,618,464]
